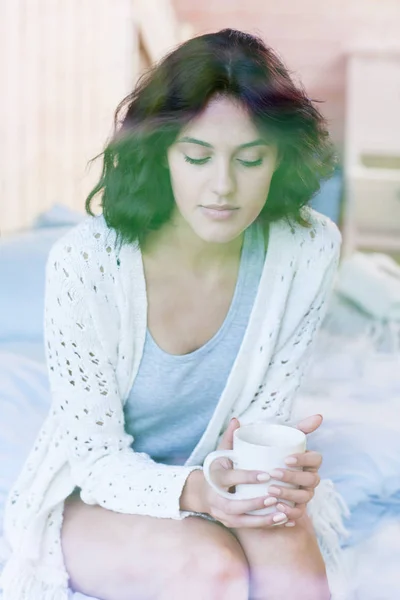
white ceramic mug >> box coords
[203,422,307,516]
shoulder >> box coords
[270,207,342,266]
[46,213,119,271]
[301,207,342,253]
[269,210,342,347]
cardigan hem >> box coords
[0,553,70,600]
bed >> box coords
[1,206,399,600]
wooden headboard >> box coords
[0,0,192,237]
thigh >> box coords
[61,490,249,600]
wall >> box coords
[0,0,137,235]
[0,0,185,236]
[172,0,400,157]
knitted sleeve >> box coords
[233,218,342,428]
[44,240,202,519]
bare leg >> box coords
[61,492,249,600]
[230,514,330,600]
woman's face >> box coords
[166,95,280,244]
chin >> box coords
[192,223,242,245]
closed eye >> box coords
[184,156,209,165]
[184,156,263,167]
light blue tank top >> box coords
[123,220,265,465]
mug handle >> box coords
[203,450,240,500]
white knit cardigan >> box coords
[0,207,349,600]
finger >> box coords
[217,492,277,516]
[218,468,271,489]
[266,486,313,505]
[295,414,323,435]
[275,502,305,521]
[285,451,322,470]
[218,418,241,451]
[215,508,289,529]
[269,469,320,489]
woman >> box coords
[1,28,346,600]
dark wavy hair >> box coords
[85,28,337,248]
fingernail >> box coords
[285,457,297,465]
[277,503,287,512]
[264,497,278,506]
[269,469,284,479]
[257,473,271,482]
[285,522,296,527]
[272,513,288,523]
[268,486,281,495]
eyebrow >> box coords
[177,137,269,150]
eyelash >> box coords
[184,156,263,168]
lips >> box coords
[199,205,239,221]
[202,205,238,211]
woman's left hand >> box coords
[266,414,323,526]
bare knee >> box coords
[130,543,249,600]
[123,517,250,600]
[188,520,249,599]
[194,534,249,582]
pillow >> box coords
[310,167,342,225]
[32,203,86,229]
[0,203,88,341]
[0,340,47,364]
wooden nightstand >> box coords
[343,47,400,258]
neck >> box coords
[141,212,244,273]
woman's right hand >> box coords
[201,418,294,529]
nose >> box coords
[212,158,236,197]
